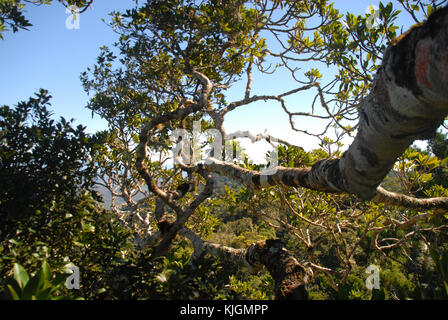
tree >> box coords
[0,89,97,228]
[82,0,448,299]
[0,90,139,299]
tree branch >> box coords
[184,7,448,211]
[181,228,310,300]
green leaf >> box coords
[408,152,420,158]
[96,288,107,295]
[442,280,448,297]
[72,240,84,247]
[420,173,433,183]
[36,287,53,300]
[8,239,20,245]
[426,157,440,167]
[40,261,51,280]
[13,264,29,289]
[3,278,22,300]
[51,273,68,288]
[6,284,21,300]
[81,220,95,233]
[22,273,42,300]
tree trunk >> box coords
[337,6,448,199]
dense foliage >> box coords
[0,91,131,299]
[2,0,448,300]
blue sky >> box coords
[0,0,136,132]
[0,0,418,158]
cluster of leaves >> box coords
[0,91,134,299]
[0,89,96,225]
[0,0,32,38]
[3,261,82,300]
[117,0,264,81]
[97,241,270,300]
[81,0,267,121]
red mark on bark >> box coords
[375,76,390,107]
[415,39,433,89]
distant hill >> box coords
[92,172,242,210]
[93,181,114,210]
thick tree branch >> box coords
[136,71,213,208]
[226,130,304,150]
[246,239,310,300]
[373,186,448,210]
[193,157,448,212]
[181,228,310,300]
[338,6,448,199]
[151,172,214,258]
[186,7,448,209]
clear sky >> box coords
[0,0,419,161]
[0,0,136,133]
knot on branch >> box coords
[246,239,309,300]
[175,182,196,197]
[157,219,174,234]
